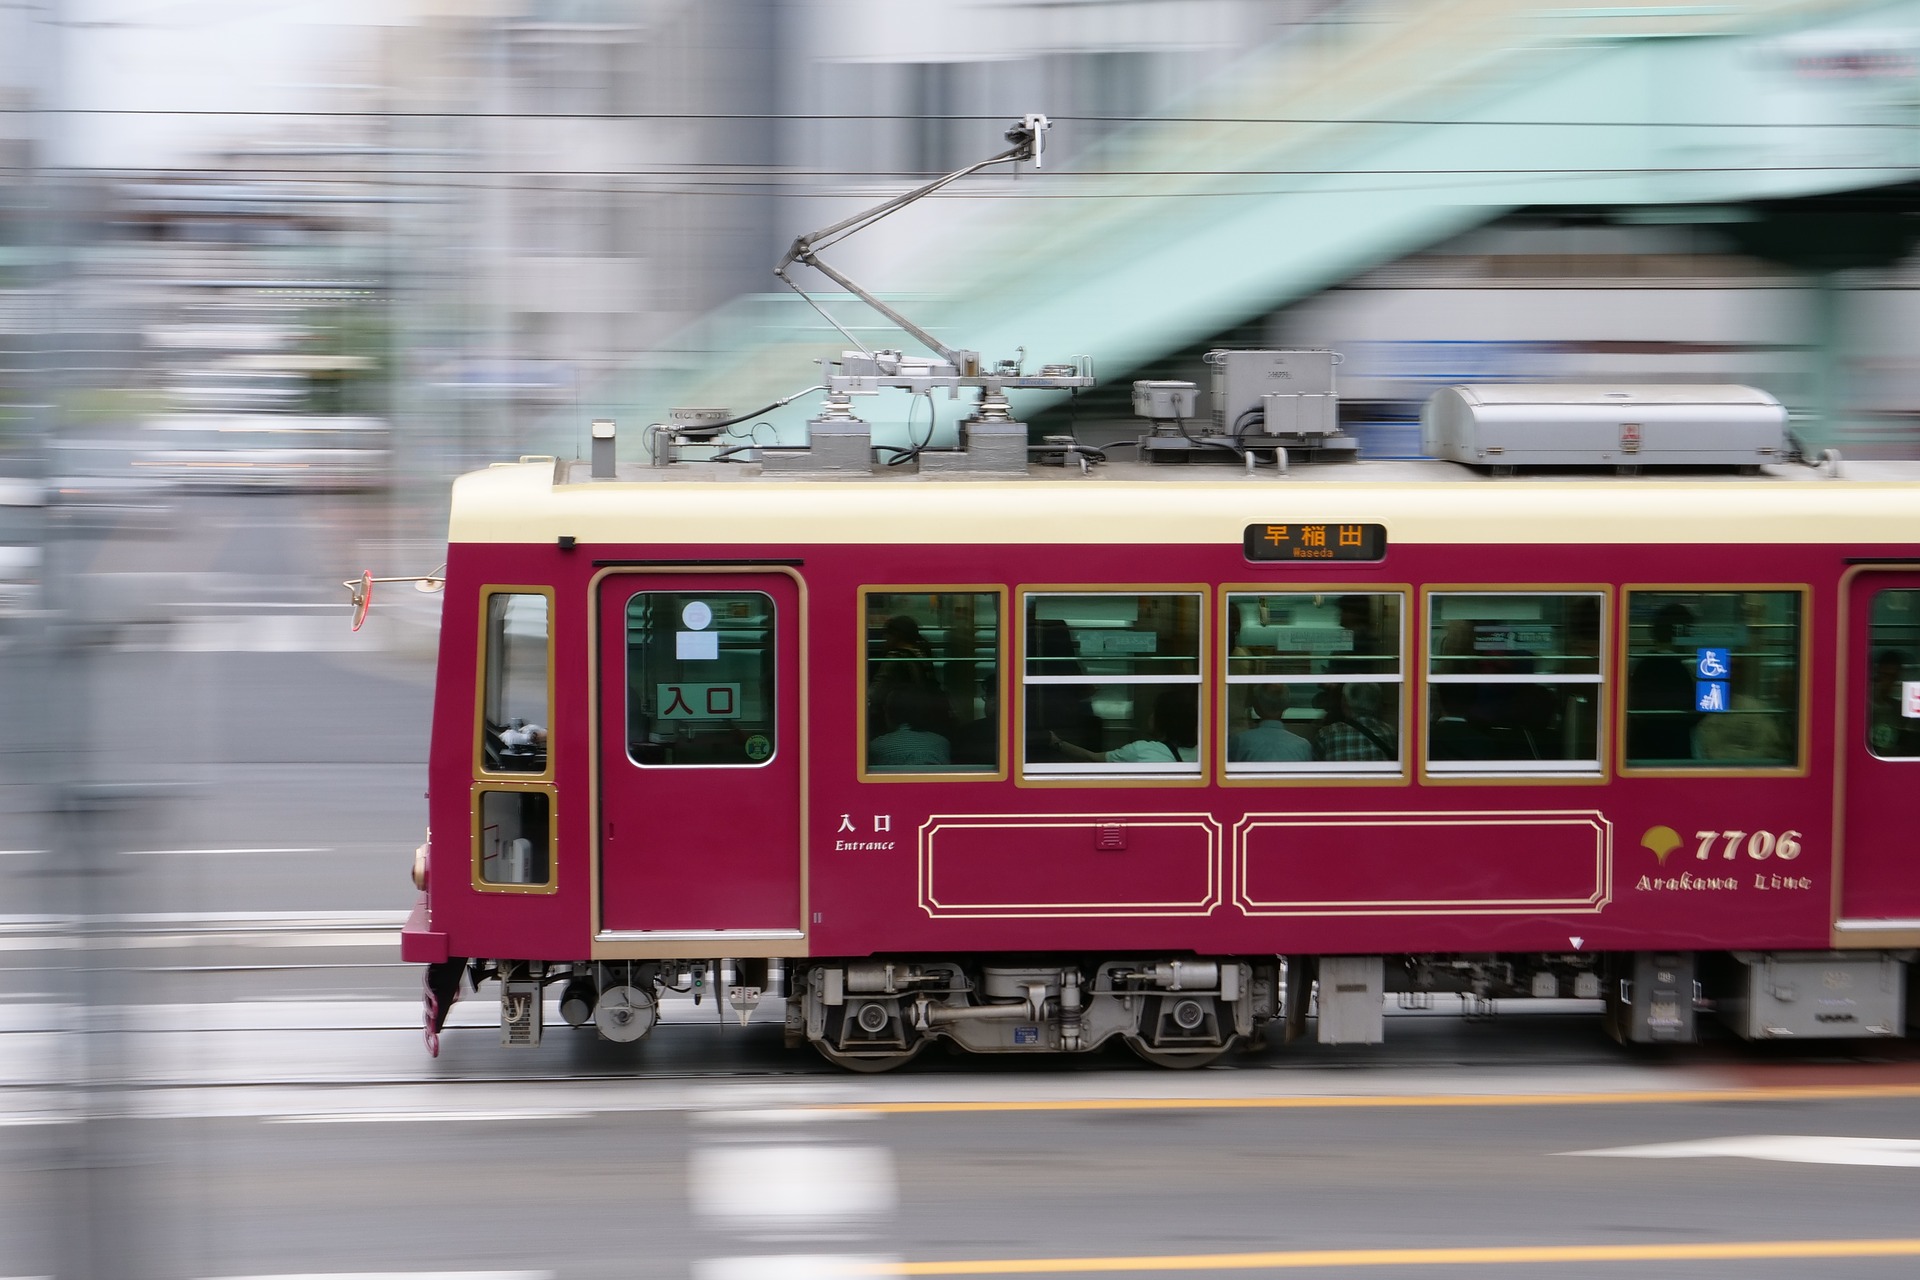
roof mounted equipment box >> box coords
[1421,384,1789,468]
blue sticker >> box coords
[1013,1026,1040,1045]
[1696,647,1730,680]
[1696,681,1730,713]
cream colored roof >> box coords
[1447,384,1782,408]
[448,457,1920,547]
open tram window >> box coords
[1869,591,1920,760]
[626,591,776,767]
[479,590,552,777]
[474,787,553,889]
[1624,590,1801,769]
[1426,592,1604,774]
[1225,591,1403,775]
[861,589,1002,775]
[1022,591,1202,777]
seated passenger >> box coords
[1692,696,1789,762]
[1313,683,1395,762]
[869,686,951,769]
[1025,615,1101,762]
[1229,686,1312,763]
[1050,686,1199,765]
[1693,660,1789,763]
[1428,684,1499,761]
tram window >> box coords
[862,590,1001,775]
[1023,591,1202,776]
[1226,592,1403,774]
[1427,592,1603,773]
[1624,590,1800,769]
[476,788,551,888]
[626,591,776,767]
[480,592,551,775]
[1866,590,1920,760]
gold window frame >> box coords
[1217,584,1412,788]
[1418,584,1612,787]
[1014,583,1209,790]
[473,584,558,783]
[1616,583,1810,779]
[470,780,559,894]
[856,585,1010,784]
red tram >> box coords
[395,376,1920,1068]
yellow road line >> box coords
[820,1083,1920,1115]
[879,1237,1920,1275]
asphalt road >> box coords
[6,488,1920,1280]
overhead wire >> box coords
[8,108,1917,131]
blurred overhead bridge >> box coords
[575,0,1920,447]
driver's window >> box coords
[481,591,551,776]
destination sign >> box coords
[1243,522,1387,563]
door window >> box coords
[1868,589,1920,760]
[626,591,776,767]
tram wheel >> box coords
[814,1040,928,1073]
[1126,1038,1234,1070]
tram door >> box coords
[597,571,803,934]
[1838,569,1920,926]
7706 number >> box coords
[1694,829,1801,861]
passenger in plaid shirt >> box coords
[1313,683,1396,762]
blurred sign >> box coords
[1904,681,1920,719]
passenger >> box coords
[1025,615,1100,762]
[868,614,937,726]
[1692,699,1787,761]
[1428,683,1498,761]
[1312,683,1395,762]
[1627,603,1698,762]
[1869,649,1920,758]
[1050,686,1198,765]
[1229,685,1312,762]
[869,685,952,770]
[1337,595,1389,658]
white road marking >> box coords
[1569,1135,1920,1167]
[691,1145,897,1224]
[266,1111,592,1124]
[0,850,46,858]
[207,1273,552,1280]
[695,1258,898,1280]
[0,911,406,951]
[0,911,406,931]
[692,1109,878,1127]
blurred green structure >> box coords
[559,0,1920,457]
